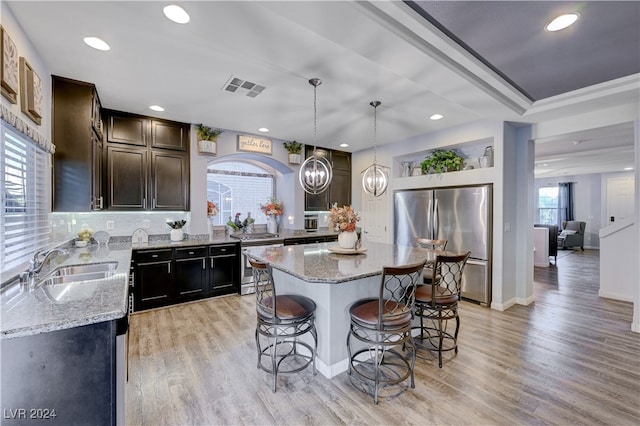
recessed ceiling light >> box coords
[546,13,579,32]
[83,36,110,51]
[258,127,269,133]
[623,167,634,171]
[430,114,444,120]
[149,105,165,112]
[339,143,349,148]
[163,5,190,24]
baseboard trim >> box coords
[491,298,516,311]
[598,290,634,303]
[632,322,640,334]
[516,294,536,306]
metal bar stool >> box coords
[249,258,317,392]
[413,252,470,368]
[346,260,426,404]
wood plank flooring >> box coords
[126,249,640,425]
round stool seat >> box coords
[257,294,316,323]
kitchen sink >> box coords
[40,261,118,286]
[37,261,119,302]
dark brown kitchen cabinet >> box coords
[106,111,147,147]
[133,249,173,311]
[208,244,239,296]
[106,146,147,210]
[151,151,188,210]
[51,76,104,211]
[131,243,240,312]
[103,109,190,211]
[304,146,351,211]
[174,246,208,300]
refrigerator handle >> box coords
[427,198,433,239]
[434,197,439,238]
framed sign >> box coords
[238,134,272,155]
[19,57,42,125]
[1,26,19,104]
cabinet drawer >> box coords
[174,246,208,259]
[306,236,326,244]
[209,244,237,256]
[135,249,172,263]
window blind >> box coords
[1,123,52,276]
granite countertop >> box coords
[0,243,132,340]
[245,241,441,284]
[0,229,340,340]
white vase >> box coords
[338,231,358,249]
[170,228,183,242]
[266,215,278,234]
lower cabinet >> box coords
[283,235,338,245]
[132,243,240,312]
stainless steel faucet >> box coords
[29,248,68,275]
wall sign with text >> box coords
[237,135,272,155]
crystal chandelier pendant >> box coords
[362,101,389,197]
[299,78,333,195]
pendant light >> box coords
[299,78,332,194]
[362,100,389,197]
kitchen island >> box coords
[245,241,443,378]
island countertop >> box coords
[245,241,441,283]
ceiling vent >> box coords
[223,76,265,98]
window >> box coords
[537,186,559,225]
[207,162,274,225]
[1,124,52,278]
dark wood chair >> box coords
[413,252,470,368]
[249,258,317,392]
[346,260,426,404]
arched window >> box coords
[207,162,274,225]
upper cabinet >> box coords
[52,76,104,211]
[304,146,351,211]
[103,109,190,211]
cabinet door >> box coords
[209,255,238,295]
[151,151,189,210]
[331,150,351,171]
[304,146,330,210]
[107,112,147,146]
[107,146,147,210]
[329,169,351,208]
[91,89,102,137]
[151,120,188,151]
[91,133,104,210]
[174,257,208,299]
[135,261,172,310]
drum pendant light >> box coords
[362,100,389,197]
[299,78,332,194]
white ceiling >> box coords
[5,1,639,178]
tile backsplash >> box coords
[50,211,192,242]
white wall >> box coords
[534,173,602,249]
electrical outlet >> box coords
[143,220,150,229]
[106,221,115,230]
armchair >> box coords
[558,220,586,250]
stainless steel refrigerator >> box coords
[394,185,492,306]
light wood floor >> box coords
[126,249,640,425]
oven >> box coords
[231,234,283,295]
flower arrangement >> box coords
[207,200,218,217]
[167,220,187,229]
[195,124,223,141]
[77,227,94,242]
[283,140,303,154]
[329,203,360,233]
[260,197,283,216]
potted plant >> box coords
[421,149,465,174]
[167,220,187,242]
[283,140,303,165]
[195,124,224,156]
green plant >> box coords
[195,124,223,141]
[167,220,187,229]
[421,149,465,174]
[283,140,303,154]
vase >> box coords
[266,215,278,234]
[170,228,183,242]
[338,231,358,249]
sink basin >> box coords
[39,262,118,286]
[37,261,119,302]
